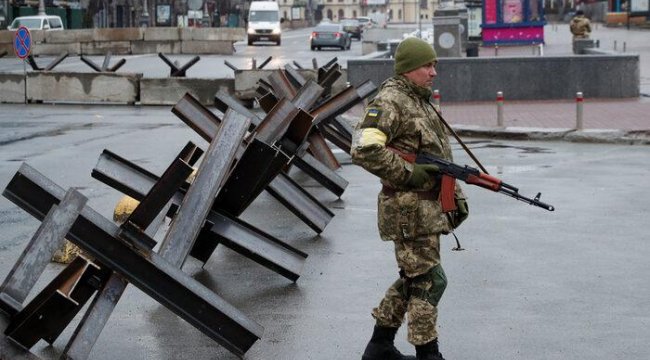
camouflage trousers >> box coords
[371,233,446,345]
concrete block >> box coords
[361,41,377,55]
[0,43,14,56]
[140,78,234,105]
[573,39,596,54]
[181,40,233,55]
[131,41,181,55]
[93,28,144,42]
[81,41,131,55]
[45,29,94,44]
[0,73,26,103]
[0,29,44,44]
[180,28,246,41]
[0,30,14,43]
[26,72,141,104]
[348,55,640,101]
[363,28,415,42]
[31,42,81,56]
[144,27,180,41]
[28,30,46,44]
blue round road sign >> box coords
[14,26,32,60]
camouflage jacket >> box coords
[570,16,591,38]
[351,75,465,240]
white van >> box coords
[7,15,64,31]
[247,1,282,46]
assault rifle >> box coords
[416,153,555,212]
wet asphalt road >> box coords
[1,104,649,359]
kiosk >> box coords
[481,0,546,45]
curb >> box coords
[452,125,650,145]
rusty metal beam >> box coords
[308,132,340,170]
[5,256,109,349]
[310,80,377,126]
[267,70,298,100]
[62,144,197,360]
[4,164,264,357]
[92,149,309,280]
[0,189,87,317]
[159,110,250,268]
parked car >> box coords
[7,15,64,31]
[341,19,362,40]
[310,23,351,51]
[355,16,373,30]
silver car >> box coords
[310,23,351,51]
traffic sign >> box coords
[14,26,32,60]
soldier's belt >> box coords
[381,186,436,201]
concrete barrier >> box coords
[0,73,26,103]
[140,78,235,105]
[348,55,640,101]
[0,28,245,56]
[144,27,180,42]
[181,41,234,55]
[26,72,141,104]
[80,41,132,55]
[131,41,182,55]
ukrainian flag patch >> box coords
[360,108,382,128]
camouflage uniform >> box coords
[351,75,465,345]
[570,15,592,39]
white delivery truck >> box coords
[247,1,282,46]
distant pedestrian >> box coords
[570,10,592,39]
[352,37,469,360]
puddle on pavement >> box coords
[460,140,554,154]
[452,140,554,174]
[0,123,112,146]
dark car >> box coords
[310,23,352,51]
[341,19,362,40]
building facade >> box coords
[277,0,443,25]
[2,0,449,29]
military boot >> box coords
[415,338,445,360]
[361,326,416,360]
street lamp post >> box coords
[140,0,150,27]
[38,0,45,15]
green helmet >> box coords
[394,37,438,75]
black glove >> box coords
[407,164,439,188]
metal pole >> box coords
[433,89,440,107]
[418,0,422,36]
[38,0,45,15]
[141,0,150,27]
[576,92,584,130]
[496,91,504,127]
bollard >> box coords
[576,92,584,130]
[614,40,617,51]
[433,89,441,107]
[623,42,626,52]
[538,43,544,56]
[496,91,504,127]
[494,44,499,56]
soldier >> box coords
[352,37,469,360]
[570,10,592,39]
